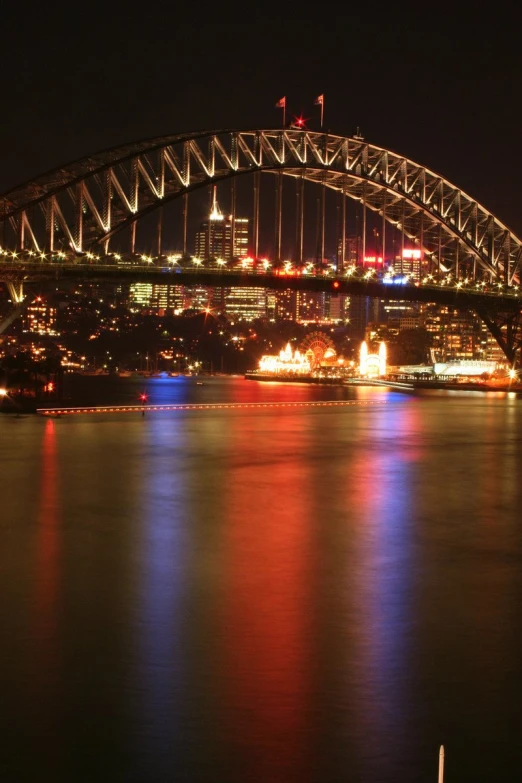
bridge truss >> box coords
[1,129,522,364]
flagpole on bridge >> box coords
[314,94,324,129]
[438,745,445,783]
[275,96,286,127]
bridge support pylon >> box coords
[476,305,522,369]
[5,280,24,304]
[0,279,29,335]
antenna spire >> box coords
[209,185,223,221]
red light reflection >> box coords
[32,418,62,771]
[221,412,313,782]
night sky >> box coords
[2,10,522,234]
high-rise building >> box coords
[275,289,298,320]
[296,291,328,323]
[193,188,267,320]
[129,283,185,314]
[194,187,249,261]
[22,299,57,335]
[387,248,428,281]
[423,304,490,361]
[336,234,359,271]
[327,292,349,322]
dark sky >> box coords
[2,8,522,234]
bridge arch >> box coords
[2,129,522,365]
[1,129,521,286]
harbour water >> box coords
[1,376,522,782]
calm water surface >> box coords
[1,377,522,782]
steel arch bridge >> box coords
[1,128,522,363]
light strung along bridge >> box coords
[1,128,522,364]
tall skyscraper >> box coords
[193,188,267,320]
[194,187,249,261]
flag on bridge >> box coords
[314,94,324,128]
[275,96,286,126]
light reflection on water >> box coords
[1,379,522,782]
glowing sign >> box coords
[363,255,383,265]
[402,249,422,259]
[383,276,408,284]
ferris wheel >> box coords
[299,331,336,369]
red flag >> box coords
[314,94,324,106]
[275,96,286,108]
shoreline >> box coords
[246,372,522,394]
[2,374,522,415]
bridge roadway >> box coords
[1,258,521,311]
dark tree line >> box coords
[0,352,62,397]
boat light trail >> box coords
[36,400,385,417]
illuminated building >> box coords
[336,234,358,270]
[183,284,221,312]
[224,256,267,320]
[396,248,423,280]
[194,187,249,260]
[130,283,184,314]
[423,304,492,361]
[432,359,497,377]
[327,292,349,322]
[22,299,57,335]
[275,289,297,320]
[359,340,387,377]
[380,249,424,323]
[194,188,267,320]
[296,291,329,323]
[363,254,384,269]
[224,285,267,320]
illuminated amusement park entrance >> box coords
[359,342,387,378]
[1,128,522,365]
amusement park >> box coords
[245,329,519,390]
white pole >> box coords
[438,745,445,783]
